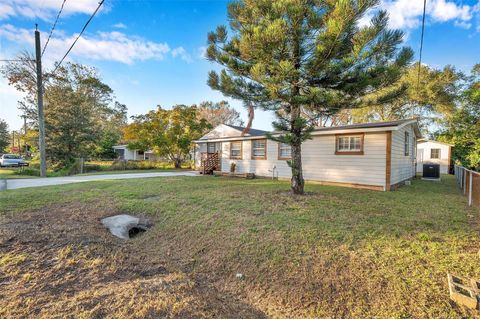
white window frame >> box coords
[404,131,410,156]
[278,143,291,159]
[335,134,364,154]
[251,139,267,160]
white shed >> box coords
[416,140,453,174]
[193,120,422,191]
[113,145,162,161]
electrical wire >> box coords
[42,0,68,57]
[417,0,427,92]
[51,0,105,75]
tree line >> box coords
[0,53,242,170]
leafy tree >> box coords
[1,57,127,166]
[197,100,244,127]
[350,63,459,128]
[124,105,211,168]
[207,0,413,194]
[94,102,128,159]
[435,64,480,169]
[0,119,9,153]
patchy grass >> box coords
[0,175,479,318]
[0,167,38,179]
[76,168,190,176]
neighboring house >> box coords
[193,120,421,191]
[416,140,453,174]
[113,145,162,161]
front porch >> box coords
[199,152,221,175]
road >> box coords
[4,171,199,190]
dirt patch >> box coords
[0,202,266,318]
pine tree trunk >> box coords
[290,139,304,194]
[290,104,305,195]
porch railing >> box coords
[200,152,220,175]
[454,165,480,208]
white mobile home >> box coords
[193,120,421,191]
[416,140,453,174]
[113,145,162,161]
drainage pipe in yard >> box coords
[0,178,6,191]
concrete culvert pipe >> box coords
[101,214,151,239]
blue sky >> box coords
[1,0,480,132]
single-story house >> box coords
[113,145,162,161]
[193,120,421,191]
[416,140,453,174]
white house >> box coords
[193,120,422,191]
[416,140,453,174]
[112,145,161,161]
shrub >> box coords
[13,167,41,176]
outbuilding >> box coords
[416,140,453,174]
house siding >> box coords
[216,132,387,188]
[390,125,416,185]
[195,122,420,191]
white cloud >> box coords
[113,23,127,29]
[0,24,191,65]
[197,46,207,59]
[362,0,477,30]
[171,46,193,63]
[454,20,472,29]
[0,0,104,21]
[0,77,26,130]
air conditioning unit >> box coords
[423,163,440,180]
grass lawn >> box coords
[0,167,39,179]
[0,175,479,318]
[76,168,191,176]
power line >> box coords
[417,0,427,92]
[42,0,68,57]
[51,0,104,75]
[0,59,29,62]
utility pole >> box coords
[12,131,15,153]
[35,25,47,177]
[22,115,28,157]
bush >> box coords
[13,167,41,176]
[109,160,176,171]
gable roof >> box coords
[311,119,415,132]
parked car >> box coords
[0,154,29,167]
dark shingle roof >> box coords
[223,124,268,136]
[311,119,415,132]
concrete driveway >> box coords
[3,171,199,190]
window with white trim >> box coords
[230,141,242,159]
[404,131,410,156]
[278,143,291,159]
[251,139,266,159]
[336,135,363,153]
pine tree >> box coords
[207,0,413,194]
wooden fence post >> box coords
[469,171,473,206]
